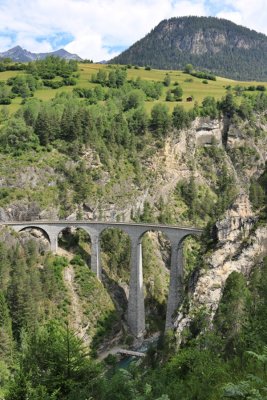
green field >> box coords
[1,62,267,114]
[74,64,267,112]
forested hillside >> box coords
[0,57,267,398]
[111,16,267,81]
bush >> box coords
[70,255,85,266]
[256,85,266,92]
[190,70,216,81]
[104,354,118,366]
[63,77,77,86]
[0,98,11,104]
[43,79,64,89]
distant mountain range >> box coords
[110,16,267,81]
[0,46,82,62]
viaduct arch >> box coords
[3,221,202,337]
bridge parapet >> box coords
[4,220,202,238]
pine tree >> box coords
[150,103,170,137]
[35,108,53,146]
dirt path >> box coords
[57,247,73,260]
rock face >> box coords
[1,111,266,224]
[0,202,58,222]
[195,119,222,146]
[0,202,40,222]
[215,192,255,242]
[226,115,267,183]
[0,226,49,253]
[174,194,267,341]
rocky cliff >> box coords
[175,193,267,341]
[0,113,266,225]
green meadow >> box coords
[1,62,267,114]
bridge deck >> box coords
[3,220,203,232]
[117,349,145,357]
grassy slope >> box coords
[74,64,267,112]
[1,63,267,115]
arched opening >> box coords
[98,227,133,337]
[57,226,92,265]
[165,232,202,330]
[18,227,50,254]
[56,226,119,352]
[180,234,202,296]
[99,227,131,310]
[100,227,131,280]
[140,230,171,335]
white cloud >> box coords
[215,0,267,35]
[65,31,119,61]
[15,34,53,53]
[0,0,266,60]
[0,0,207,60]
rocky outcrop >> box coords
[0,226,49,253]
[225,114,267,184]
[0,202,59,222]
[174,193,267,341]
[215,192,256,242]
[1,202,40,221]
[195,119,222,146]
[0,113,266,225]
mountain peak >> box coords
[9,45,23,51]
[0,46,82,62]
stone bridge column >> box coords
[90,233,101,280]
[127,236,145,338]
[165,239,184,330]
[49,234,58,253]
[40,225,61,254]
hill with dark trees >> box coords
[110,16,267,81]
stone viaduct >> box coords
[3,221,202,338]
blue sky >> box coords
[0,0,266,60]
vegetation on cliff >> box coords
[0,60,266,222]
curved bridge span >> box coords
[3,220,203,337]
